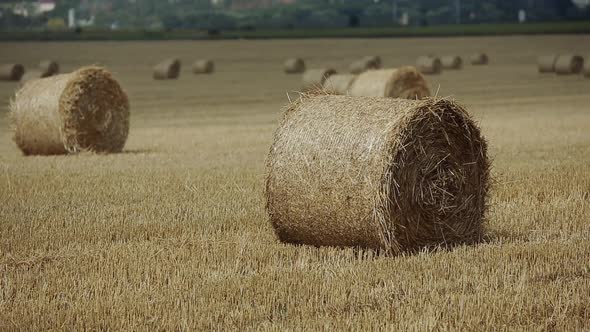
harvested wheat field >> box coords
[1,35,590,331]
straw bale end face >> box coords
[554,55,584,75]
[192,59,214,74]
[470,53,489,65]
[11,66,130,155]
[416,56,442,75]
[153,58,181,79]
[349,67,430,100]
[284,58,306,74]
[39,60,60,77]
[266,95,490,255]
[0,64,25,81]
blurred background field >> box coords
[0,35,590,330]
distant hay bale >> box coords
[10,66,130,155]
[416,56,442,75]
[554,55,584,75]
[0,64,25,81]
[284,58,306,74]
[192,59,214,74]
[39,60,59,77]
[153,58,181,79]
[441,56,463,70]
[349,55,382,74]
[538,55,558,73]
[302,68,336,91]
[470,53,489,65]
[323,74,357,95]
[19,71,44,84]
[349,67,430,100]
[265,95,490,254]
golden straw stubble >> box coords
[10,66,130,155]
[266,95,490,255]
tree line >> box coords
[1,0,588,30]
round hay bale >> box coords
[416,56,442,75]
[349,56,382,74]
[538,55,558,73]
[554,55,584,75]
[349,67,430,100]
[470,53,489,65]
[302,68,336,92]
[153,58,181,80]
[192,59,214,74]
[266,95,490,254]
[441,56,463,70]
[39,60,59,78]
[322,74,357,95]
[10,66,130,155]
[0,64,25,81]
[284,58,305,74]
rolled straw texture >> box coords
[322,74,357,95]
[349,67,430,99]
[538,55,558,73]
[416,56,442,75]
[0,64,25,81]
[470,53,489,65]
[349,56,382,74]
[10,66,129,155]
[284,58,305,74]
[441,56,463,69]
[192,59,214,74]
[266,95,490,254]
[153,58,181,79]
[554,55,584,75]
[39,60,59,77]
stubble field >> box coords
[1,35,590,330]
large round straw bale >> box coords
[153,58,181,79]
[538,55,558,73]
[416,56,442,75]
[441,55,463,70]
[266,95,490,254]
[39,60,59,77]
[349,56,382,74]
[554,55,584,75]
[302,68,336,91]
[10,66,129,155]
[0,64,25,81]
[349,67,430,100]
[323,74,357,95]
[470,53,489,65]
[284,58,305,74]
[192,59,214,74]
